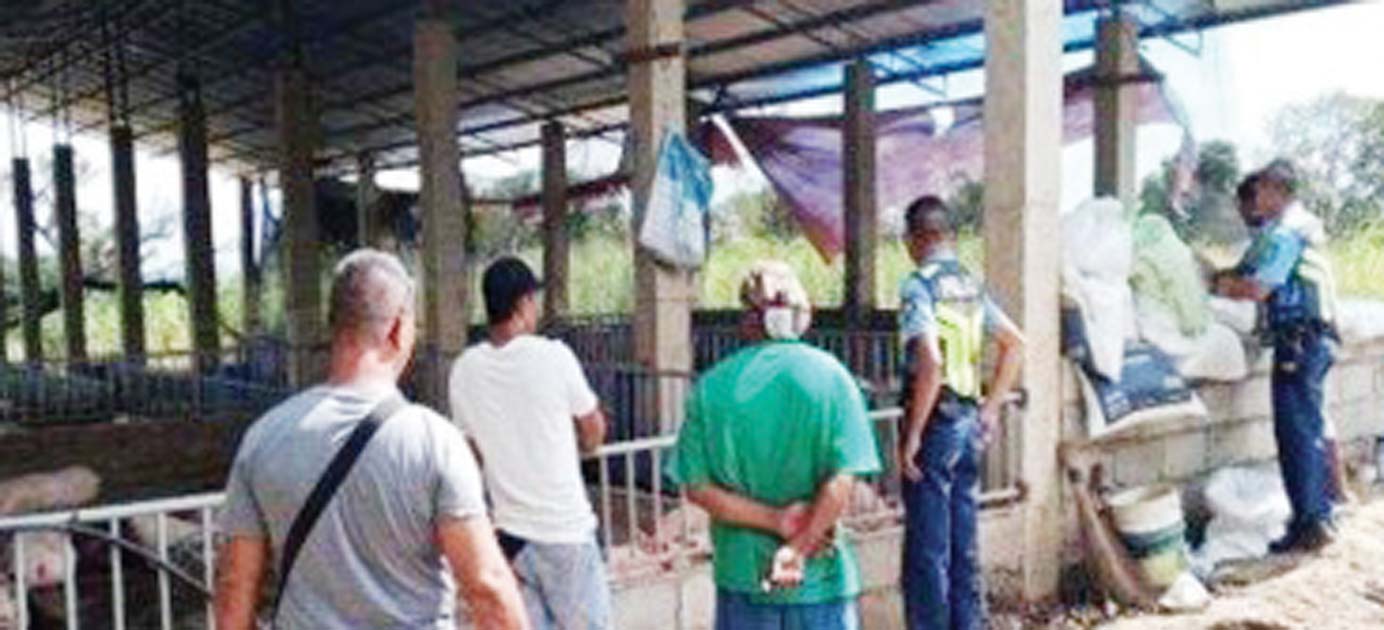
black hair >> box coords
[482,257,541,324]
[904,195,954,237]
[1236,173,1261,204]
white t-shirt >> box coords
[448,335,600,543]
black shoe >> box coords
[1269,521,1336,554]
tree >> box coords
[1139,139,1246,244]
[1269,92,1384,234]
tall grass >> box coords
[9,225,1378,358]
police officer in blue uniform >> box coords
[896,196,1025,630]
[1217,161,1340,553]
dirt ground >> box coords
[994,493,1384,630]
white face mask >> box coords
[763,306,799,340]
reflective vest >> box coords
[908,259,986,400]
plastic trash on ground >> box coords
[1189,465,1292,578]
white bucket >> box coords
[1106,484,1188,589]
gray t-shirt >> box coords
[221,383,486,629]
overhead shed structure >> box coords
[0,0,1350,600]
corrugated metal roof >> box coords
[0,0,1348,173]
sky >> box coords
[2,0,1383,281]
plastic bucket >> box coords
[1107,484,1188,589]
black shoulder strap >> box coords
[270,394,407,622]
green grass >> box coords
[8,224,1379,359]
[1330,222,1384,299]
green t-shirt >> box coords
[668,340,882,605]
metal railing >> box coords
[583,404,1025,576]
[0,402,1023,628]
[0,338,334,425]
[0,493,221,630]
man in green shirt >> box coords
[670,260,881,630]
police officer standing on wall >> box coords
[1217,160,1341,553]
[896,196,1026,630]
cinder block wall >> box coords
[1065,339,1384,489]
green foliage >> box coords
[1269,92,1384,235]
[1139,139,1246,244]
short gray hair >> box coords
[328,249,415,341]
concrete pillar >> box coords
[53,144,86,363]
[178,75,220,372]
[239,177,262,338]
[843,59,878,320]
[414,16,470,407]
[541,120,570,325]
[111,125,146,364]
[355,152,381,249]
[275,65,323,386]
[628,0,694,432]
[12,158,42,364]
[982,0,1064,601]
[1094,12,1140,206]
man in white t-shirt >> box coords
[449,256,611,630]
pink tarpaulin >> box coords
[712,66,1187,259]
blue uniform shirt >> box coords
[1237,220,1317,328]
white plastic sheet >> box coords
[1189,465,1292,578]
[638,130,714,269]
[1062,198,1138,380]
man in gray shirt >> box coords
[214,249,529,629]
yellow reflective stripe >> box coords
[935,302,984,399]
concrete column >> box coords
[53,144,86,363]
[178,75,220,372]
[111,125,146,363]
[414,16,470,407]
[12,158,42,363]
[355,152,381,248]
[541,120,570,325]
[843,59,878,320]
[275,65,323,386]
[239,177,261,338]
[628,0,694,433]
[983,0,1064,601]
[1094,12,1140,206]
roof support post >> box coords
[628,0,694,434]
[1094,11,1140,207]
[983,0,1064,601]
[111,124,146,364]
[843,58,878,322]
[541,120,570,326]
[239,176,262,339]
[53,143,87,364]
[178,74,220,374]
[355,152,381,249]
[414,14,469,409]
[275,64,323,386]
[12,158,42,364]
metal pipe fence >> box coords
[0,401,1022,628]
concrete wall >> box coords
[609,506,1026,630]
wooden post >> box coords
[843,59,878,320]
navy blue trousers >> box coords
[1271,326,1335,531]
[900,401,984,630]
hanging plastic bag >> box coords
[638,129,714,269]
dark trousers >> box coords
[900,399,984,630]
[1271,326,1335,531]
